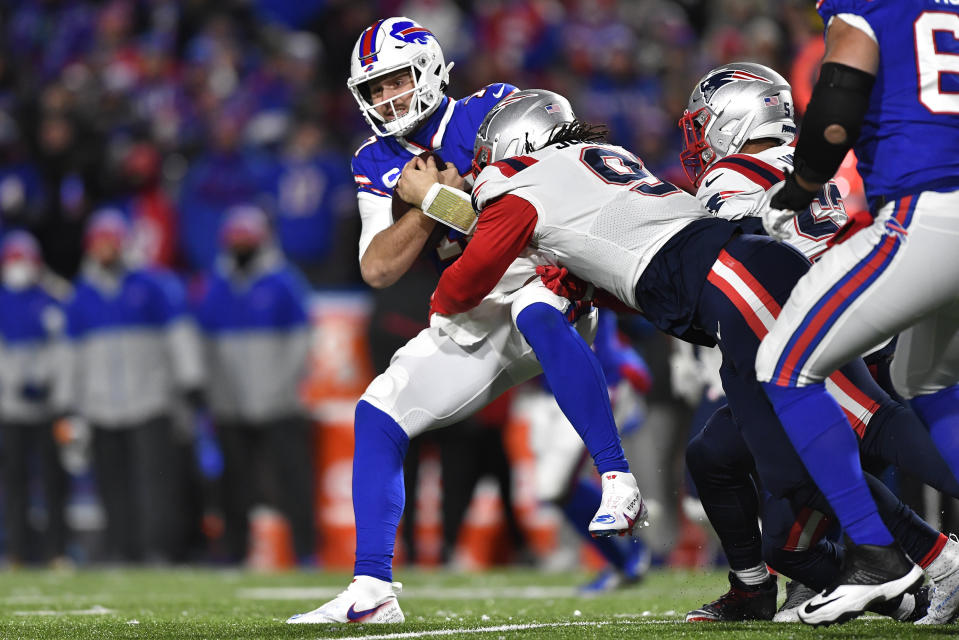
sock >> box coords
[864,472,939,564]
[353,400,410,582]
[911,386,959,483]
[560,479,628,569]
[762,382,893,546]
[733,563,771,586]
[515,302,628,474]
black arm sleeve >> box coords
[793,62,876,185]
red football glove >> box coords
[536,265,592,301]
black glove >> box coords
[770,171,819,212]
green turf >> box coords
[0,566,955,639]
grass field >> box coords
[1,566,956,639]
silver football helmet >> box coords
[347,17,453,137]
[679,62,795,186]
[472,89,576,175]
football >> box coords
[391,150,455,254]
[390,150,449,224]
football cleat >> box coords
[797,542,924,627]
[773,580,818,623]
[286,576,404,624]
[588,472,647,538]
[579,539,651,595]
[917,533,959,624]
[685,572,777,622]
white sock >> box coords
[734,564,771,586]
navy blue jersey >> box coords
[818,0,959,202]
[352,83,518,197]
[634,217,742,347]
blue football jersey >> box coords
[818,0,959,203]
[351,82,518,197]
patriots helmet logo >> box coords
[700,69,773,102]
[389,21,435,45]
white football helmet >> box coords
[347,17,452,137]
[679,62,795,186]
[472,89,576,175]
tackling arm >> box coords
[431,195,537,316]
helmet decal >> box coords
[389,21,435,45]
[358,19,386,65]
[699,69,772,102]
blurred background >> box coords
[0,0,945,581]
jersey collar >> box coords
[396,97,456,155]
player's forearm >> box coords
[360,209,437,288]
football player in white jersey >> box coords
[399,88,935,625]
[678,63,959,624]
[286,19,644,625]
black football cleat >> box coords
[686,572,777,622]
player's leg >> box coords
[758,194,959,548]
[684,404,777,622]
[892,295,959,484]
[289,318,543,624]
[511,283,642,537]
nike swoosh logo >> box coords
[802,596,842,614]
[346,602,387,622]
[492,86,505,99]
[703,174,721,188]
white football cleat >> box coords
[918,534,959,624]
[286,576,404,624]
[588,472,647,538]
[798,542,924,627]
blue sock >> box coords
[561,479,627,569]
[515,303,629,474]
[761,382,893,546]
[911,386,959,482]
[353,400,410,582]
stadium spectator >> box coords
[192,205,314,565]
[0,231,70,566]
[58,210,205,563]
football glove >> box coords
[760,181,796,243]
[536,265,593,301]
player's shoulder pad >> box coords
[470,155,540,211]
[458,83,520,110]
[351,136,396,198]
[703,152,786,191]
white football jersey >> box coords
[695,144,848,261]
[473,142,708,309]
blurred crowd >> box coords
[0,0,849,568]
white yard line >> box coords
[342,620,678,640]
[13,605,113,616]
[237,586,583,600]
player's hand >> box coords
[396,155,441,208]
[760,181,796,243]
[437,164,465,192]
[536,265,592,301]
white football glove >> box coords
[760,181,797,243]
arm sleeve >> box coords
[431,195,538,316]
[357,191,393,262]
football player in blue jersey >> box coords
[677,62,959,624]
[754,0,959,625]
[286,18,643,625]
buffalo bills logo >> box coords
[390,21,435,45]
[884,217,909,242]
[700,69,772,102]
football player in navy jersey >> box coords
[401,87,955,628]
[286,18,643,625]
[754,0,959,625]
[678,62,959,624]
